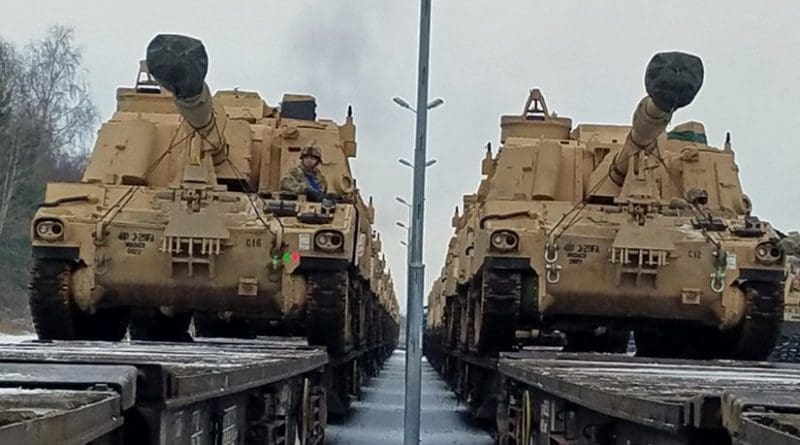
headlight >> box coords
[755,241,782,265]
[490,230,519,252]
[33,218,65,241]
[314,230,344,253]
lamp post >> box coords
[398,1,435,443]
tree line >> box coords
[0,25,97,321]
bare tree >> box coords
[16,25,97,156]
[0,41,25,242]
[0,25,97,317]
[0,25,96,241]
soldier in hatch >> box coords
[687,188,710,212]
[280,146,328,201]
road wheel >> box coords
[30,259,128,341]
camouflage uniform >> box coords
[280,146,328,198]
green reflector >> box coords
[666,130,707,144]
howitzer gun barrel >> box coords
[146,34,217,137]
[610,52,704,185]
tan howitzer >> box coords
[609,52,704,186]
[146,34,227,165]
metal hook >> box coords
[545,263,561,284]
[545,243,559,263]
[710,274,725,293]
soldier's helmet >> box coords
[686,188,708,205]
[300,146,322,162]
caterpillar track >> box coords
[733,282,783,360]
[30,259,128,342]
[471,268,521,356]
[307,271,351,356]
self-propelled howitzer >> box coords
[428,51,786,361]
[28,34,401,381]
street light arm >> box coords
[399,158,436,168]
[393,96,416,113]
[427,97,444,109]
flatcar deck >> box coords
[0,339,328,445]
[495,351,800,444]
[0,385,124,445]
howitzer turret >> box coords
[609,52,704,185]
[146,34,227,164]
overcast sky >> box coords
[3,1,799,314]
